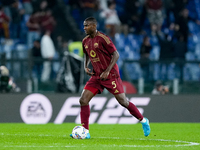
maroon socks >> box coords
[80,105,90,130]
[127,102,143,121]
[80,102,143,129]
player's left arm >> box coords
[100,51,119,80]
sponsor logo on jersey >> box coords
[90,50,96,57]
[91,57,100,62]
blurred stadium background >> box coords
[0,0,200,94]
[1,2,200,148]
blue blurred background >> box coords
[0,0,200,94]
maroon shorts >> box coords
[84,77,124,95]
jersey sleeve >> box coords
[82,36,89,54]
[82,42,86,54]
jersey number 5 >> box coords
[112,81,116,89]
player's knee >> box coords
[118,99,129,108]
[79,97,88,106]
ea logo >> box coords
[20,93,52,124]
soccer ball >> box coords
[72,126,88,139]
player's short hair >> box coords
[84,17,97,25]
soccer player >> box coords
[70,17,150,139]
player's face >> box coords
[83,21,95,35]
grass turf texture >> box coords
[0,123,200,150]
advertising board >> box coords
[0,94,200,123]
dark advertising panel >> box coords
[0,94,200,123]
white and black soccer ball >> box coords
[72,126,88,139]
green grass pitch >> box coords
[0,123,200,150]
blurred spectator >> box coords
[40,9,56,34]
[174,8,188,43]
[173,0,188,22]
[10,0,25,39]
[98,0,107,10]
[22,0,33,15]
[1,0,200,86]
[136,0,147,34]
[1,0,13,20]
[140,35,152,80]
[40,30,56,82]
[39,0,48,11]
[30,40,42,79]
[120,0,140,33]
[55,35,69,58]
[152,80,169,95]
[145,0,164,34]
[149,23,159,36]
[157,31,174,60]
[0,5,10,39]
[174,8,191,43]
[163,0,174,27]
[93,0,105,32]
[79,0,96,19]
[26,10,41,49]
[100,1,121,41]
[156,30,174,80]
[173,34,187,60]
[173,34,187,80]
[38,0,48,22]
[55,35,64,57]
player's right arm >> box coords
[84,53,94,76]
[100,50,119,80]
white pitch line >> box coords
[1,133,199,148]
[96,137,199,147]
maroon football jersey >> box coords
[82,31,120,79]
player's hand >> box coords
[100,71,109,81]
[85,68,94,76]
